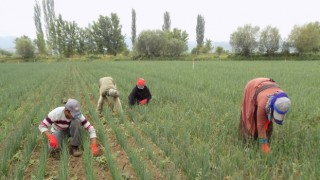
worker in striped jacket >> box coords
[39,98,99,157]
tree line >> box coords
[5,0,320,60]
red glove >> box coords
[91,143,99,156]
[48,134,58,149]
[261,144,270,154]
[139,99,147,105]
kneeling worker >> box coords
[39,98,99,157]
[128,78,152,107]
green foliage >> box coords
[162,11,171,31]
[0,48,13,56]
[192,39,213,55]
[230,24,260,56]
[215,46,224,55]
[33,140,48,180]
[109,13,126,56]
[191,46,199,55]
[79,60,318,179]
[0,61,319,179]
[196,14,205,47]
[135,30,166,57]
[42,0,56,55]
[89,14,125,56]
[13,130,38,179]
[15,35,35,59]
[288,21,320,54]
[259,25,281,55]
[81,134,95,180]
[34,0,46,55]
[55,14,79,57]
[135,29,188,57]
[131,9,137,46]
[59,139,68,180]
[36,2,126,57]
[281,39,291,55]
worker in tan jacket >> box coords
[97,77,123,116]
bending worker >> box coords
[97,77,123,116]
[239,78,291,154]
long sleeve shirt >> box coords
[256,88,283,139]
[39,107,97,138]
[128,86,152,106]
[99,77,117,96]
[240,78,282,140]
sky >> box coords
[0,0,319,42]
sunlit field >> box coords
[0,60,319,179]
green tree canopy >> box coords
[89,14,125,56]
[135,28,188,57]
[108,13,126,55]
[230,24,260,56]
[215,46,224,55]
[259,25,281,55]
[135,30,166,57]
[15,36,35,59]
[55,14,79,57]
[288,21,320,54]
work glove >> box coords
[260,143,270,154]
[48,134,58,149]
[139,99,147,105]
[91,143,99,156]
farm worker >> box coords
[39,98,99,157]
[128,78,152,107]
[239,78,291,154]
[97,77,123,116]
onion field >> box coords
[0,60,319,179]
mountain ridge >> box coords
[0,36,16,52]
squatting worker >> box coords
[39,98,99,157]
[97,77,123,116]
[239,78,291,154]
[128,78,152,107]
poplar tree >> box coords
[42,0,57,55]
[33,0,46,55]
[196,14,205,47]
[162,11,171,31]
[131,9,136,46]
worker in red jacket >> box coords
[239,78,291,154]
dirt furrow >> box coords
[87,94,138,179]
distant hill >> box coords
[0,36,15,52]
